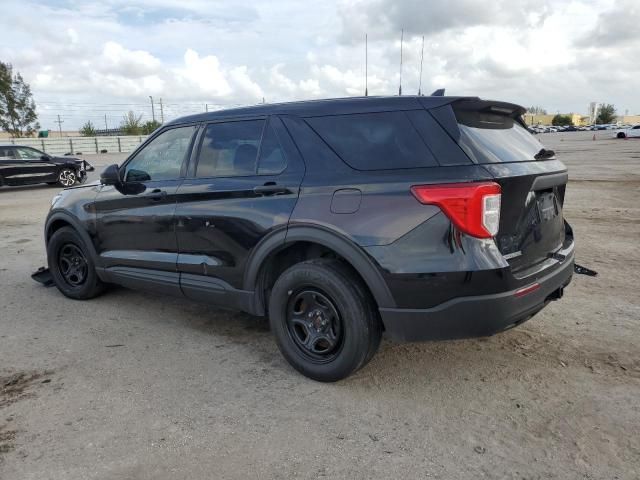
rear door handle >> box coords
[253,184,290,196]
[149,189,167,201]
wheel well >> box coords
[46,219,72,242]
[256,241,379,315]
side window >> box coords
[257,121,287,175]
[306,111,438,170]
[124,126,195,182]
[196,120,264,178]
[633,126,640,130]
[16,147,42,160]
[0,147,17,159]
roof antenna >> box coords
[431,88,445,96]
[418,35,424,96]
[365,33,368,97]
[398,29,403,96]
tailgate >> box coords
[483,162,568,274]
[448,99,570,276]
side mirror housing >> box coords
[41,154,50,161]
[100,164,121,186]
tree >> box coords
[596,104,616,124]
[0,62,40,137]
[121,111,143,135]
[142,119,161,135]
[80,120,96,137]
[527,106,547,115]
[552,114,573,126]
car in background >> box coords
[615,125,640,139]
[0,144,94,188]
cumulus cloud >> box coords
[0,0,638,129]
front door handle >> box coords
[253,183,289,196]
[149,189,167,201]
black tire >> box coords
[269,259,381,382]
[57,168,78,187]
[617,132,626,139]
[47,227,105,300]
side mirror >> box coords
[41,154,50,161]
[100,164,121,186]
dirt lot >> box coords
[1,131,639,479]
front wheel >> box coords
[47,227,105,300]
[617,132,626,139]
[57,168,78,187]
[269,259,381,382]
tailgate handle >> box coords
[531,172,568,191]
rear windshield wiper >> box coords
[534,148,555,160]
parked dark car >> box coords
[0,144,94,187]
[43,96,574,381]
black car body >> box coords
[0,144,93,187]
[43,96,574,381]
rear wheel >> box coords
[47,227,105,300]
[269,259,381,382]
[57,168,77,187]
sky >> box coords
[1,0,638,130]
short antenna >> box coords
[398,29,403,96]
[365,33,368,97]
[418,35,424,96]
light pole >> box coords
[149,96,156,122]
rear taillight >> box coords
[410,182,502,238]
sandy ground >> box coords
[0,131,639,479]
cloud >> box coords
[338,0,552,43]
[576,0,640,47]
[1,0,639,130]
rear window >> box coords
[306,111,438,170]
[455,110,545,163]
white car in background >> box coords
[615,125,640,139]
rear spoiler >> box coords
[421,97,528,140]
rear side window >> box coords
[306,111,438,170]
[257,121,287,175]
[196,120,264,177]
[455,110,544,163]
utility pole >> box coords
[104,114,108,131]
[149,95,156,122]
[159,98,164,123]
[55,115,64,137]
[205,104,208,112]
[418,35,424,96]
[398,29,404,96]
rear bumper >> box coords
[379,253,574,342]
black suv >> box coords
[44,96,574,381]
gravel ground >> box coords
[1,131,639,479]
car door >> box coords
[0,147,21,185]
[93,124,198,295]
[174,116,304,308]
[14,147,59,183]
